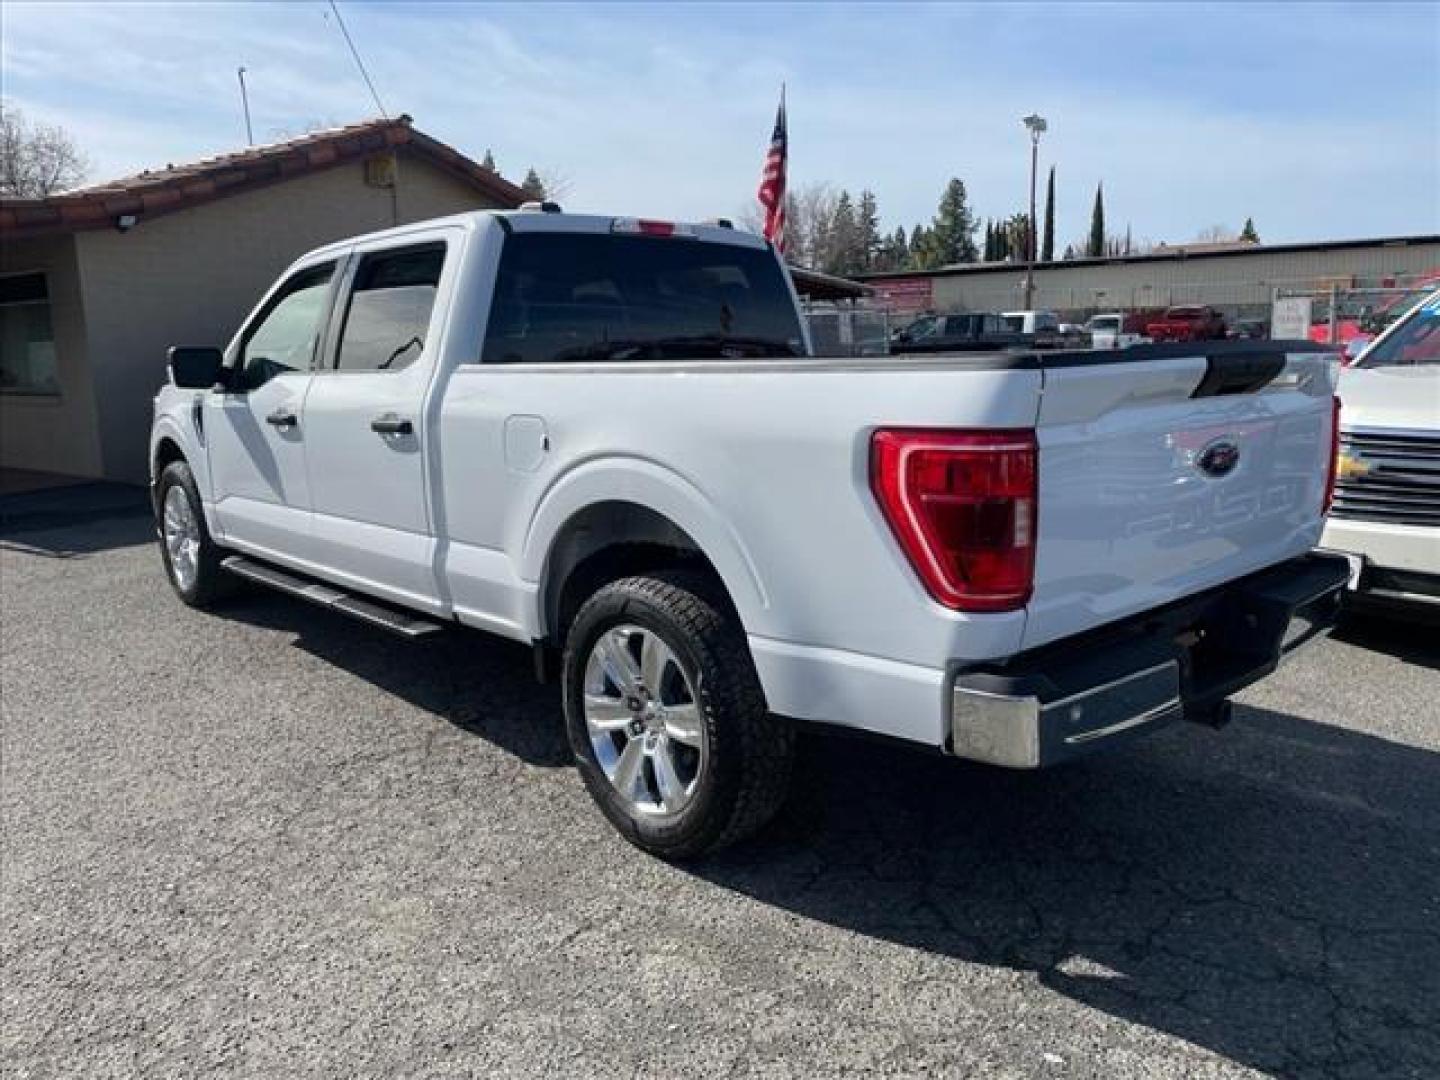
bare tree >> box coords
[536,167,574,202]
[739,181,838,267]
[1193,223,1237,243]
[0,101,90,196]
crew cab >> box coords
[1147,304,1228,342]
[150,208,1348,859]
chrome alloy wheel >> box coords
[583,624,707,818]
[162,485,201,592]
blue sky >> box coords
[3,1,1437,245]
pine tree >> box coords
[482,149,497,172]
[1062,243,1076,260]
[857,190,881,273]
[929,178,978,265]
[1041,166,1055,262]
[1087,183,1106,258]
[521,168,546,200]
[826,191,859,275]
[1240,217,1260,243]
[912,223,945,271]
[882,226,908,271]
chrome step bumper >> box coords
[948,552,1350,768]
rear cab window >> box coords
[481,233,805,364]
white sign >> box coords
[1272,297,1312,341]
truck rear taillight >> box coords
[870,429,1038,613]
[1324,395,1341,514]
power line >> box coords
[326,0,387,119]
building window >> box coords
[0,273,59,396]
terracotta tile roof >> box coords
[0,115,527,239]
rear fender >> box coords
[520,457,770,637]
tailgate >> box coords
[1022,344,1337,650]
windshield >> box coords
[1089,316,1120,332]
[1355,295,1440,368]
[1001,315,1024,332]
[482,232,805,364]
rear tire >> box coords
[562,571,793,860]
[156,460,235,609]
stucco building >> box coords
[0,116,524,484]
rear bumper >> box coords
[948,552,1350,767]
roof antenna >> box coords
[327,0,388,119]
[237,66,254,145]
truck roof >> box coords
[298,209,768,263]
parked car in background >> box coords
[1000,309,1059,335]
[891,311,1028,353]
[149,208,1348,858]
[1321,289,1440,609]
[1146,305,1228,342]
[1001,310,1087,349]
[1085,312,1151,350]
[1230,319,1269,340]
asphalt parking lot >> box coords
[3,491,1437,1079]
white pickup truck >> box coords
[150,207,1348,858]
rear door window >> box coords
[481,233,804,364]
[334,243,445,372]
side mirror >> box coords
[168,346,225,390]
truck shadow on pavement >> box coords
[215,585,1437,1077]
[219,590,572,768]
[694,705,1440,1078]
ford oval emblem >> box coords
[1197,439,1240,478]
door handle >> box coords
[370,415,414,436]
[265,409,298,429]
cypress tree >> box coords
[1240,217,1260,243]
[1041,166,1056,262]
[521,168,546,200]
[1087,183,1106,258]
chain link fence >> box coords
[801,302,893,357]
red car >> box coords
[1146,305,1227,342]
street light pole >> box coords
[1022,113,1047,311]
[237,66,254,146]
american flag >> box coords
[756,90,787,252]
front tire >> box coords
[156,460,234,609]
[562,572,793,860]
